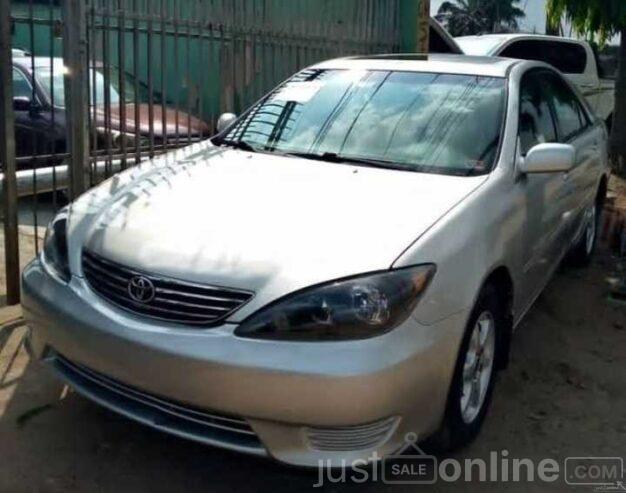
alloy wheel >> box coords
[460,311,496,424]
[585,203,597,255]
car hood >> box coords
[93,104,210,137]
[69,142,487,321]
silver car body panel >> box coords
[22,55,609,467]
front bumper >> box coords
[22,259,468,467]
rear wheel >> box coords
[568,201,600,267]
[424,285,503,453]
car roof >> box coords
[456,33,584,45]
[311,54,520,78]
[12,56,62,69]
[16,53,520,78]
[13,56,108,72]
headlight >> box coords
[234,265,436,341]
[42,207,70,282]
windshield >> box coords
[37,67,120,108]
[36,62,153,107]
[455,36,505,56]
[221,68,506,175]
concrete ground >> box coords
[0,180,624,492]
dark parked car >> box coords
[11,56,210,165]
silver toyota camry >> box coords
[22,54,609,467]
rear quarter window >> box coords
[500,40,587,74]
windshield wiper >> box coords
[216,138,257,153]
[285,151,410,171]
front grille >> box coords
[305,416,399,452]
[50,353,266,455]
[82,249,253,326]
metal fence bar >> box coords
[184,5,191,146]
[88,1,98,185]
[173,0,180,146]
[48,0,58,211]
[147,1,155,157]
[418,0,430,53]
[117,0,128,170]
[132,0,141,165]
[102,1,113,178]
[62,0,90,199]
[160,0,168,155]
[0,0,20,305]
[27,0,39,257]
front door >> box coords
[516,69,571,311]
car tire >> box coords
[423,284,503,453]
[568,200,601,267]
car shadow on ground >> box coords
[1,244,624,492]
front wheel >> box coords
[459,311,496,425]
[425,285,503,453]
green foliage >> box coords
[437,0,525,36]
[546,0,626,44]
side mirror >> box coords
[519,143,575,174]
[216,112,237,134]
[13,96,33,112]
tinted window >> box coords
[455,36,505,55]
[430,26,456,53]
[544,73,588,141]
[36,60,123,108]
[500,40,587,74]
[519,71,558,155]
[223,69,506,175]
[12,68,32,100]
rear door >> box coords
[543,71,603,248]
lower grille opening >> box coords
[305,416,399,452]
[50,352,266,455]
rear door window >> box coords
[500,40,587,74]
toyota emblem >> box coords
[127,275,156,303]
